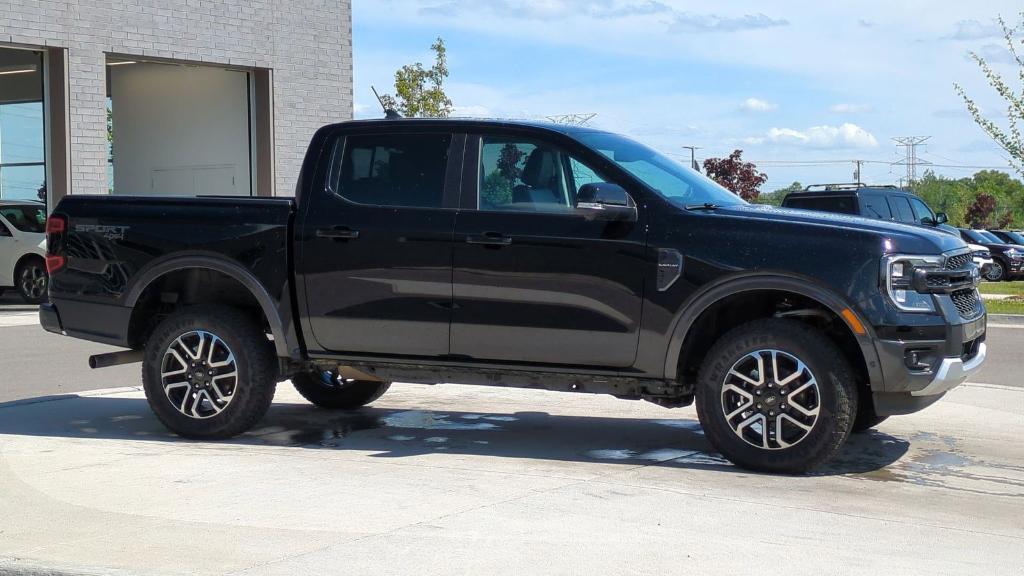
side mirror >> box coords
[576,183,637,222]
[935,212,948,225]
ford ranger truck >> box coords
[39,119,987,473]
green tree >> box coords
[380,37,454,118]
[955,13,1024,176]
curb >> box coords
[989,313,1024,326]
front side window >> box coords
[908,197,935,224]
[0,205,45,233]
[979,230,1005,244]
[962,229,986,243]
[478,137,614,213]
[329,133,451,208]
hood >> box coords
[716,204,967,255]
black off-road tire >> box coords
[142,305,278,439]
[851,404,888,433]
[292,371,391,409]
[695,318,857,474]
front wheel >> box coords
[695,319,856,474]
[16,258,48,304]
[292,370,391,409]
[985,259,1006,282]
[142,305,278,439]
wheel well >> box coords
[676,289,870,400]
[14,253,44,275]
[127,268,270,349]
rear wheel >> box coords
[292,370,391,409]
[16,258,48,304]
[695,319,856,473]
[142,305,277,439]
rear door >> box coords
[859,193,893,221]
[297,130,463,357]
[449,132,647,368]
[887,195,917,224]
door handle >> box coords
[466,232,512,246]
[317,227,360,240]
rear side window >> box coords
[329,133,451,208]
[0,205,45,233]
[860,195,892,220]
[888,196,916,223]
[784,195,858,215]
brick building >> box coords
[0,1,353,205]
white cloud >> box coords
[453,104,491,117]
[759,123,879,149]
[741,97,777,112]
[667,12,788,34]
[828,103,872,114]
[946,19,1003,41]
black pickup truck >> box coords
[40,119,987,473]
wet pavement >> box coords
[0,382,1021,575]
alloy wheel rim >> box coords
[720,349,821,450]
[988,262,1004,281]
[160,331,238,419]
[20,265,46,299]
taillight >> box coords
[46,215,66,235]
[45,215,67,273]
[46,255,66,274]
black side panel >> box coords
[48,195,295,351]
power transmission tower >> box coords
[892,137,932,188]
[545,113,597,126]
[682,146,701,172]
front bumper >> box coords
[911,342,986,396]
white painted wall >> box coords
[110,63,251,196]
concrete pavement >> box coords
[0,382,1022,575]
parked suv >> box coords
[959,229,1024,281]
[990,230,1024,246]
[0,200,48,303]
[41,119,986,473]
[781,183,952,230]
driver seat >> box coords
[513,148,563,205]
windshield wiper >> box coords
[684,203,721,211]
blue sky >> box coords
[353,1,1022,190]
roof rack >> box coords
[801,183,900,192]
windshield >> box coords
[0,205,45,233]
[999,231,1024,244]
[978,230,1004,243]
[961,230,986,243]
[574,132,745,207]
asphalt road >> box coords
[1,294,1021,403]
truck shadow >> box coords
[0,291,37,311]
[0,395,908,476]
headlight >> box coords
[1007,249,1023,259]
[883,255,943,312]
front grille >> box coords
[926,275,951,288]
[951,288,983,319]
[945,252,972,271]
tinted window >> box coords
[784,195,858,215]
[0,205,45,233]
[961,229,987,243]
[478,137,614,213]
[999,231,1024,244]
[979,230,1004,243]
[908,197,935,224]
[888,196,915,223]
[0,222,10,237]
[330,133,451,208]
[860,194,892,219]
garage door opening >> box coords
[0,47,45,201]
[106,57,272,197]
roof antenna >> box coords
[372,86,402,120]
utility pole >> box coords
[545,113,597,126]
[892,136,932,188]
[682,146,701,172]
[853,160,864,184]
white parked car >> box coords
[0,200,48,304]
[967,243,994,276]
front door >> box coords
[298,130,462,357]
[450,134,647,368]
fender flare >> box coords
[124,255,298,359]
[662,273,881,386]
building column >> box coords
[44,47,71,208]
[66,47,109,195]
